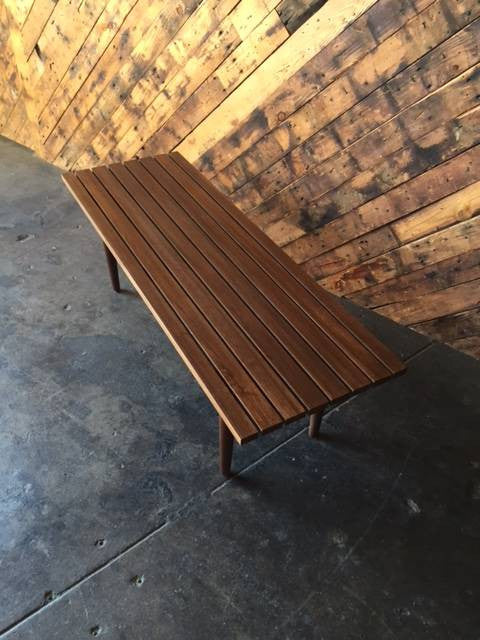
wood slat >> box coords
[320,215,480,297]
[351,249,480,309]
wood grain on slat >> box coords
[94,168,305,420]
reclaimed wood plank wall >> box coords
[1,0,479,359]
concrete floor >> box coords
[0,135,479,639]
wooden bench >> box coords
[62,153,405,476]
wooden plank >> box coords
[99,5,245,167]
[261,102,480,249]
[319,215,480,296]
[137,9,289,158]
[0,5,23,131]
[376,279,480,325]
[351,249,480,308]
[41,0,179,164]
[106,162,328,408]
[3,0,35,28]
[392,179,480,243]
[175,0,379,167]
[93,164,307,421]
[303,226,400,281]
[235,12,480,219]
[214,0,464,195]
[24,0,109,128]
[448,335,480,358]
[2,96,30,143]
[284,142,480,266]
[276,0,329,34]
[426,317,480,356]
[37,0,137,143]
[109,0,278,162]
[170,151,404,375]
[229,0,271,38]
[74,0,243,168]
[410,0,436,10]
[62,172,259,444]
[412,307,480,343]
[21,0,57,58]
[195,0,415,182]
[3,5,40,144]
[58,0,205,169]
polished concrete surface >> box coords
[0,136,479,639]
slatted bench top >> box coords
[62,152,405,445]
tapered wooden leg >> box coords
[219,417,234,477]
[308,411,323,438]
[103,243,120,292]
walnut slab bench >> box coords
[62,152,405,477]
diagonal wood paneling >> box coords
[0,0,479,359]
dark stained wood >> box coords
[156,156,381,387]
[103,242,120,292]
[92,164,307,421]
[62,152,405,461]
[308,411,323,438]
[219,417,234,477]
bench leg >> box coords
[219,418,234,477]
[103,243,120,293]
[308,410,324,438]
